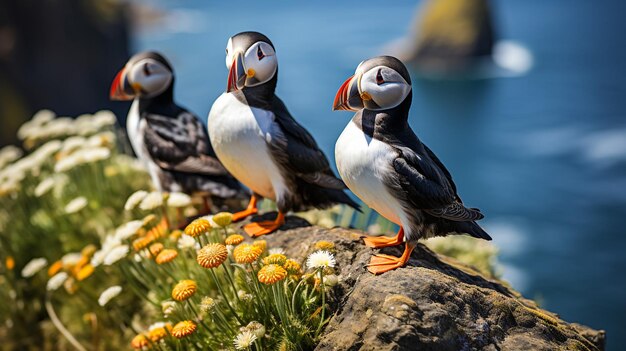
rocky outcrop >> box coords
[402,0,497,73]
[263,216,605,351]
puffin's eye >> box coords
[143,63,151,76]
[257,46,265,60]
[376,69,384,85]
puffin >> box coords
[208,31,359,237]
[110,51,242,213]
[332,56,491,274]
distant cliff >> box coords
[0,0,130,146]
[266,216,605,350]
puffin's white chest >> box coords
[335,122,407,226]
[126,100,169,191]
[207,93,283,200]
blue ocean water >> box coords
[131,0,626,348]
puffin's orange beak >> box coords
[227,53,246,93]
[109,67,134,101]
[332,75,363,111]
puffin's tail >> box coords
[294,178,361,212]
[464,221,492,241]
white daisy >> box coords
[103,245,129,265]
[61,252,82,266]
[162,301,176,317]
[31,109,56,125]
[167,192,192,208]
[47,272,68,291]
[177,234,197,250]
[98,285,122,306]
[34,178,55,197]
[114,220,143,241]
[65,197,88,214]
[21,257,48,278]
[234,331,257,350]
[0,145,23,169]
[124,190,148,211]
[306,250,336,269]
[93,110,117,129]
[139,192,164,210]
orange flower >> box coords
[130,333,149,349]
[132,237,152,251]
[81,244,97,258]
[197,243,228,269]
[169,229,183,240]
[233,244,262,264]
[172,280,197,301]
[149,243,164,256]
[263,253,287,266]
[225,234,244,246]
[184,218,211,237]
[155,249,178,264]
[314,240,335,251]
[283,259,302,275]
[5,256,14,271]
[171,320,196,338]
[48,260,63,276]
[76,264,94,281]
[148,324,172,342]
[258,264,287,285]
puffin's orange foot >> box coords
[366,254,407,274]
[243,220,282,237]
[362,235,403,248]
[232,208,258,222]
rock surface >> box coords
[262,216,605,351]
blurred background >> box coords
[1,0,625,349]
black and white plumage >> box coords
[110,51,242,199]
[333,56,490,274]
[208,31,358,236]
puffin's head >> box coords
[225,31,277,93]
[110,51,174,101]
[332,56,411,112]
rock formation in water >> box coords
[400,0,497,74]
[263,215,605,351]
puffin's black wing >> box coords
[392,144,483,221]
[143,112,229,176]
[268,96,346,190]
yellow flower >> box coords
[149,243,164,256]
[130,333,149,349]
[263,253,287,266]
[184,218,211,237]
[155,249,178,264]
[314,240,335,251]
[81,244,97,258]
[283,259,302,275]
[148,323,172,342]
[76,264,94,281]
[257,264,287,285]
[252,240,267,252]
[172,280,197,301]
[212,212,233,227]
[169,229,183,240]
[48,260,63,276]
[197,243,228,269]
[5,256,14,271]
[132,236,152,251]
[142,214,157,226]
[233,244,263,264]
[171,320,196,338]
[225,234,244,246]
